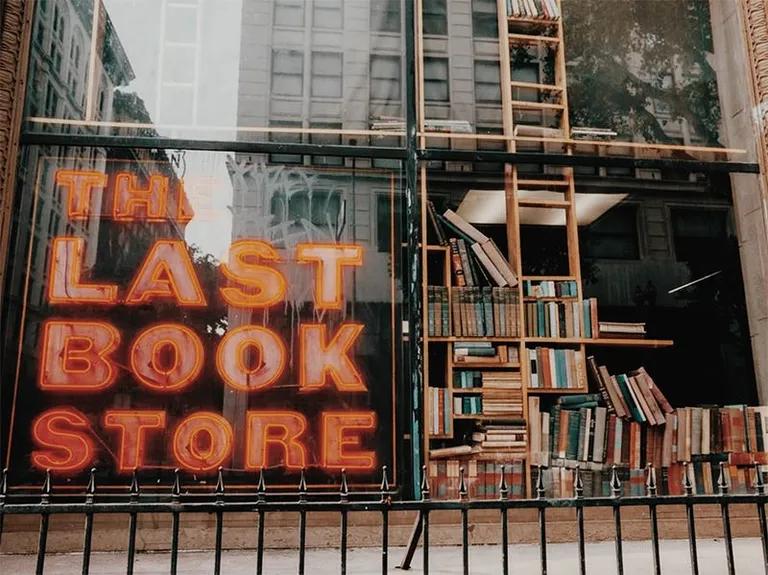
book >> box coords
[427,200,448,246]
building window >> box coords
[474,60,501,103]
[370,55,401,101]
[310,123,344,166]
[269,121,303,164]
[271,49,304,97]
[582,205,640,260]
[44,83,58,116]
[423,0,448,36]
[377,194,393,252]
[672,208,728,263]
[371,0,401,34]
[274,0,305,27]
[472,0,498,38]
[423,57,449,102]
[311,52,343,98]
[313,0,342,29]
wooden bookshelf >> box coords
[420,0,675,498]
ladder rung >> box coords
[518,199,571,208]
[508,16,559,26]
[508,33,560,44]
[517,179,570,187]
[510,81,563,91]
[510,100,564,110]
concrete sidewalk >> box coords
[1,538,765,574]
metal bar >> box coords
[381,467,390,575]
[754,464,768,575]
[683,462,699,575]
[81,469,96,575]
[214,468,225,575]
[422,469,431,575]
[418,148,760,174]
[574,467,586,575]
[718,463,735,575]
[19,132,407,159]
[36,470,52,575]
[610,466,624,575]
[170,470,181,575]
[257,470,266,575]
[298,470,307,575]
[340,470,349,575]
[536,467,547,575]
[500,466,509,575]
[646,465,662,575]
[126,471,139,575]
[459,467,469,575]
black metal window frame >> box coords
[10,0,762,502]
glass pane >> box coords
[2,145,404,488]
[23,0,406,146]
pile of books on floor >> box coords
[525,298,598,338]
[507,0,560,20]
[452,286,520,337]
[428,387,451,436]
[528,347,587,389]
[427,286,449,336]
[523,280,578,298]
[453,342,519,365]
[428,458,525,499]
[427,202,518,289]
[599,321,647,339]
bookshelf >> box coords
[420,0,677,498]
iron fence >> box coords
[0,463,767,575]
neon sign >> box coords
[7,160,396,487]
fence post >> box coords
[683,461,699,575]
[340,469,349,575]
[170,469,181,575]
[421,465,431,575]
[499,465,509,575]
[256,469,266,575]
[126,470,139,575]
[574,465,586,575]
[536,465,547,575]
[81,468,96,575]
[213,467,225,575]
[459,467,469,575]
[35,469,52,575]
[610,465,624,575]
[0,467,7,546]
[718,462,735,575]
[298,469,308,575]
[380,466,390,575]
[754,462,768,575]
[646,464,661,575]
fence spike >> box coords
[86,467,96,504]
[299,468,307,503]
[499,464,509,501]
[340,469,349,502]
[129,469,140,501]
[645,464,657,497]
[380,465,390,502]
[172,468,181,500]
[257,468,266,503]
[718,462,729,495]
[681,461,693,495]
[755,462,765,495]
[610,464,622,498]
[459,466,468,500]
[215,467,225,502]
[574,465,584,499]
[41,469,52,504]
[421,465,431,501]
[536,465,545,499]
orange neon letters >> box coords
[322,411,376,470]
[125,240,207,306]
[31,407,95,473]
[173,412,233,472]
[130,324,203,392]
[103,410,166,471]
[300,324,366,391]
[39,320,120,391]
[56,170,107,219]
[48,237,118,304]
[113,173,169,221]
[296,244,362,309]
[220,240,286,307]
[244,411,308,470]
[216,325,286,391]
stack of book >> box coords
[427,286,449,336]
[453,371,523,416]
[428,458,526,499]
[427,203,518,289]
[453,342,519,365]
[523,280,578,298]
[588,358,673,424]
[525,298,598,338]
[454,395,483,416]
[473,421,528,452]
[528,347,587,389]
[598,321,647,339]
[428,387,451,436]
[507,0,560,20]
[451,286,520,337]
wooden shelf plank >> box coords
[426,244,449,252]
[508,16,560,26]
[452,362,521,369]
[508,33,561,44]
[518,199,570,208]
[526,387,588,394]
[517,179,570,187]
[522,275,576,281]
[523,296,577,302]
[429,336,522,343]
[524,337,674,348]
[510,81,563,91]
[454,414,526,420]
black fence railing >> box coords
[1,463,767,575]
